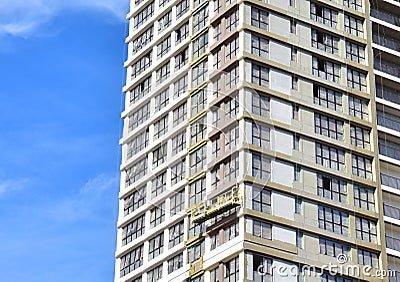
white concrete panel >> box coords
[269,0,289,10]
[272,225,296,245]
[269,41,291,67]
[271,160,294,187]
[246,183,253,209]
[272,259,298,282]
[245,60,252,85]
[270,98,292,125]
[272,191,295,220]
[269,13,290,38]
[270,69,291,95]
[271,129,293,156]
[244,32,252,53]
[246,217,253,234]
[247,253,254,280]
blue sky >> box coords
[0,1,128,281]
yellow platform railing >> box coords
[187,186,241,223]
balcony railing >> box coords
[386,235,400,252]
[374,59,400,78]
[381,173,400,190]
[371,8,400,27]
[379,141,400,161]
[376,86,400,105]
[187,186,241,223]
[377,112,400,132]
[384,203,400,220]
[189,257,204,277]
[373,33,400,53]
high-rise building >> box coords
[115,0,400,281]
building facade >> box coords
[115,0,400,281]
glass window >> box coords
[173,102,187,126]
[124,185,146,216]
[311,29,339,54]
[252,185,271,213]
[149,232,164,260]
[352,154,372,179]
[350,125,370,149]
[159,10,172,33]
[251,63,269,87]
[156,61,170,84]
[132,51,152,79]
[312,57,340,83]
[133,26,153,54]
[130,76,152,105]
[154,89,169,111]
[126,157,148,186]
[150,202,165,228]
[356,217,377,243]
[347,68,367,91]
[171,160,186,185]
[168,253,183,273]
[318,205,349,235]
[354,185,375,211]
[310,3,338,28]
[153,144,167,168]
[172,131,186,155]
[152,171,166,198]
[346,41,365,63]
[251,34,269,58]
[170,190,185,215]
[349,96,369,120]
[128,103,150,132]
[314,113,344,141]
[157,36,171,58]
[315,143,345,171]
[193,32,208,60]
[176,21,189,44]
[169,220,184,248]
[251,7,268,30]
[120,244,144,277]
[313,84,342,112]
[317,174,347,203]
[175,47,188,70]
[134,2,154,29]
[252,219,272,239]
[122,214,146,245]
[154,115,168,139]
[193,6,209,34]
[176,0,189,18]
[127,128,149,159]
[344,14,364,37]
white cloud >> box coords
[0,0,128,37]
[0,178,30,194]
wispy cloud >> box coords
[47,173,119,222]
[0,0,128,37]
[0,178,29,195]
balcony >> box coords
[374,55,400,78]
[376,83,400,105]
[373,32,400,53]
[377,112,400,132]
[187,186,241,224]
[371,7,400,27]
[384,203,400,220]
[381,173,400,190]
[379,140,400,161]
[386,235,400,252]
